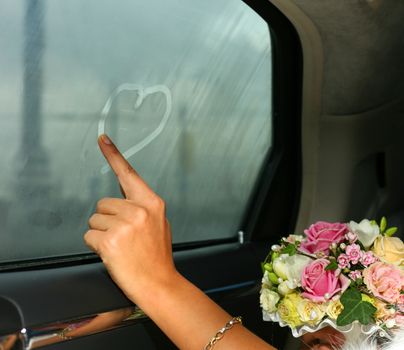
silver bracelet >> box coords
[204,316,242,350]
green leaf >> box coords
[370,220,377,226]
[385,227,398,237]
[280,244,297,256]
[325,260,338,271]
[336,288,377,326]
[380,217,387,233]
[352,278,363,288]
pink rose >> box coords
[398,294,404,312]
[345,231,358,243]
[345,244,363,265]
[337,254,350,269]
[301,259,351,302]
[360,251,378,267]
[349,270,362,280]
[363,262,404,303]
[300,222,348,255]
[395,314,404,327]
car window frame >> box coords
[0,0,302,272]
[0,2,302,349]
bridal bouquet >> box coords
[260,218,404,337]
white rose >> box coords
[261,271,272,288]
[278,281,294,296]
[348,219,380,248]
[260,288,280,313]
[273,254,312,288]
[272,254,289,280]
[284,254,313,288]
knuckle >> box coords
[118,219,135,233]
[88,214,97,227]
[133,206,148,223]
[84,230,98,252]
[149,195,166,212]
[125,165,135,175]
[120,205,147,227]
[83,230,91,243]
[98,234,116,253]
[96,198,110,212]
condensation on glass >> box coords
[0,0,272,263]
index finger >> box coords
[98,134,154,200]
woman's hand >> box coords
[84,134,178,303]
[84,134,276,350]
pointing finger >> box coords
[98,134,154,201]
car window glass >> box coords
[0,0,272,263]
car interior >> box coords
[0,0,403,349]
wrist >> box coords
[125,269,186,309]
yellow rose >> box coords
[297,299,326,326]
[326,300,344,320]
[372,236,404,267]
[277,293,303,328]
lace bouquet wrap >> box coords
[260,218,404,339]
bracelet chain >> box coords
[204,316,242,350]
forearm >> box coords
[132,272,276,350]
[86,136,277,350]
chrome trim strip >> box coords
[0,306,145,350]
[0,281,257,349]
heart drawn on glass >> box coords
[98,83,172,174]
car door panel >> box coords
[0,242,289,349]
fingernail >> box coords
[100,134,112,145]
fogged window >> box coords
[0,0,272,263]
